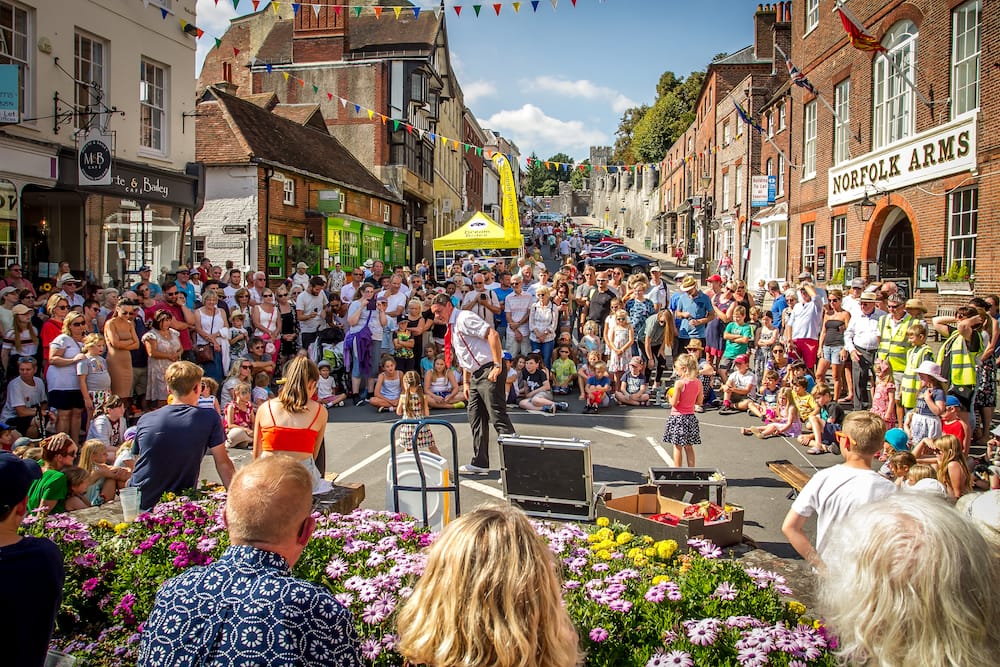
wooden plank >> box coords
[766,459,812,492]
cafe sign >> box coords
[78,129,113,186]
[828,113,976,206]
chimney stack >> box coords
[754,4,778,61]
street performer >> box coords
[430,293,514,474]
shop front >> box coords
[0,136,61,282]
[25,153,203,290]
[325,216,408,273]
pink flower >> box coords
[589,627,609,642]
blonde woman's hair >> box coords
[45,293,68,317]
[82,333,104,352]
[61,311,86,336]
[78,439,107,473]
[820,493,1000,667]
[278,356,318,413]
[396,505,582,667]
[841,411,886,456]
[582,320,598,337]
[10,308,38,352]
[934,434,973,493]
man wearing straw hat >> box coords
[672,275,714,351]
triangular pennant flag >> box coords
[367,109,374,119]
[473,5,482,16]
[354,6,363,18]
[251,0,260,10]
[453,140,460,150]
[313,4,322,17]
[249,56,257,66]
[354,104,361,113]
[373,7,382,18]
[180,19,188,30]
[333,6,341,16]
[393,119,400,131]
[271,2,281,15]
[412,7,420,19]
[298,77,305,86]
[340,97,347,108]
[291,3,299,16]
[406,124,413,134]
[513,1,521,12]
[393,7,401,19]
[232,0,239,8]
[493,4,501,15]
[440,135,448,146]
[551,0,558,9]
[143,0,150,7]
[196,28,204,38]
[428,133,436,142]
[282,72,289,81]
[572,0,577,5]
[531,1,539,12]
[233,47,240,56]
[214,38,222,49]
[380,114,387,125]
[434,5,442,18]
[454,6,462,16]
[160,7,168,19]
[476,147,482,156]
[312,84,318,93]
[266,63,273,73]
[327,92,333,100]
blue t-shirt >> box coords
[493,286,513,328]
[674,291,713,339]
[130,403,226,510]
[771,294,788,332]
[587,375,612,392]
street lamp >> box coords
[856,192,877,222]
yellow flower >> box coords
[114,522,129,533]
[597,549,612,560]
[596,516,610,527]
[788,601,807,615]
[655,539,678,560]
[96,519,113,530]
[616,531,633,545]
[628,547,643,559]
[163,492,176,502]
[652,575,670,585]
[644,547,655,557]
[597,527,613,540]
[642,535,654,544]
[633,555,649,566]
[587,534,601,544]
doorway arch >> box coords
[877,208,914,286]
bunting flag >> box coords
[836,7,885,52]
[733,101,764,135]
[784,54,816,95]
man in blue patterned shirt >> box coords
[139,457,362,666]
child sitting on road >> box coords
[748,370,780,422]
[576,350,601,401]
[887,450,917,487]
[420,343,437,376]
[316,360,347,408]
[797,383,845,455]
[424,354,464,410]
[371,355,403,414]
[876,427,910,477]
[224,382,254,450]
[584,361,612,414]
[550,346,577,396]
[198,377,222,416]
[519,353,567,414]
[718,354,755,415]
[743,387,800,439]
[614,356,651,406]
[506,354,526,405]
[790,376,819,422]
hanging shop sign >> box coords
[0,65,19,123]
[78,129,113,186]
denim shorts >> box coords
[821,345,844,363]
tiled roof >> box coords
[195,99,252,164]
[712,45,770,65]
[256,20,293,64]
[242,92,279,109]
[272,103,322,126]
[200,87,399,202]
[349,12,438,53]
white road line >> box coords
[646,436,674,466]
[698,420,751,430]
[460,479,506,499]
[337,445,390,480]
[780,436,822,471]
[593,426,635,438]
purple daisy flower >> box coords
[644,585,666,603]
[712,582,738,601]
[659,649,694,667]
[589,627,609,642]
[359,638,381,660]
[324,558,348,579]
[685,618,720,646]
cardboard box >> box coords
[648,467,726,506]
[596,485,744,548]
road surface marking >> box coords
[780,436,822,471]
[646,436,674,466]
[461,479,505,499]
[338,445,390,480]
[593,426,635,438]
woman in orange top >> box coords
[252,355,328,493]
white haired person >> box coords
[820,493,1000,666]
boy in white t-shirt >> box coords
[782,411,896,568]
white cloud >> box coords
[195,0,240,76]
[484,104,607,154]
[522,76,637,114]
[463,80,497,104]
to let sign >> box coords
[751,175,770,207]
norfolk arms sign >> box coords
[827,113,976,207]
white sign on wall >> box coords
[827,113,977,206]
[78,129,113,186]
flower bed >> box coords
[25,498,835,666]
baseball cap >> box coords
[0,452,39,510]
[946,395,962,408]
[734,354,749,365]
[649,265,661,273]
[0,286,16,299]
[175,265,190,274]
[296,262,309,269]
[707,274,723,283]
[139,265,151,272]
[884,428,910,452]
[502,351,513,361]
[11,304,31,315]
[318,360,331,368]
[124,426,138,442]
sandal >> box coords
[807,446,828,455]
[741,428,753,436]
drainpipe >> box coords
[253,159,275,273]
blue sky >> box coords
[196,0,762,162]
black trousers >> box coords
[467,362,515,468]
[853,347,877,410]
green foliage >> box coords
[571,159,591,190]
[957,262,970,281]
[831,267,845,284]
[287,238,321,272]
[613,70,706,164]
[938,261,970,282]
[612,105,649,165]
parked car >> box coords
[584,229,617,243]
[587,244,631,258]
[579,251,658,275]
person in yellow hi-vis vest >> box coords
[876,293,915,426]
[933,305,987,454]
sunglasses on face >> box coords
[54,305,68,311]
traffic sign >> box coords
[222,225,248,235]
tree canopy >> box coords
[523,152,576,196]
[612,70,705,164]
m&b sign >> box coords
[79,129,113,186]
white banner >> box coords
[78,129,113,186]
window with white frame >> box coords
[805,0,819,33]
[724,226,735,262]
[833,79,851,165]
[766,158,773,179]
[778,102,786,130]
[722,171,730,211]
[735,165,744,211]
[777,155,785,196]
[872,21,918,150]
[801,223,816,274]
[140,58,167,152]
[0,1,30,117]
[282,178,295,205]
[766,111,773,137]
[952,0,980,118]
[761,218,787,280]
[832,216,847,273]
[803,100,817,178]
[74,31,106,131]
[723,121,731,146]
[948,187,978,276]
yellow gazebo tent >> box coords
[432,211,523,252]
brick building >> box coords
[785,0,989,308]
[194,87,401,280]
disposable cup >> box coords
[120,487,141,522]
